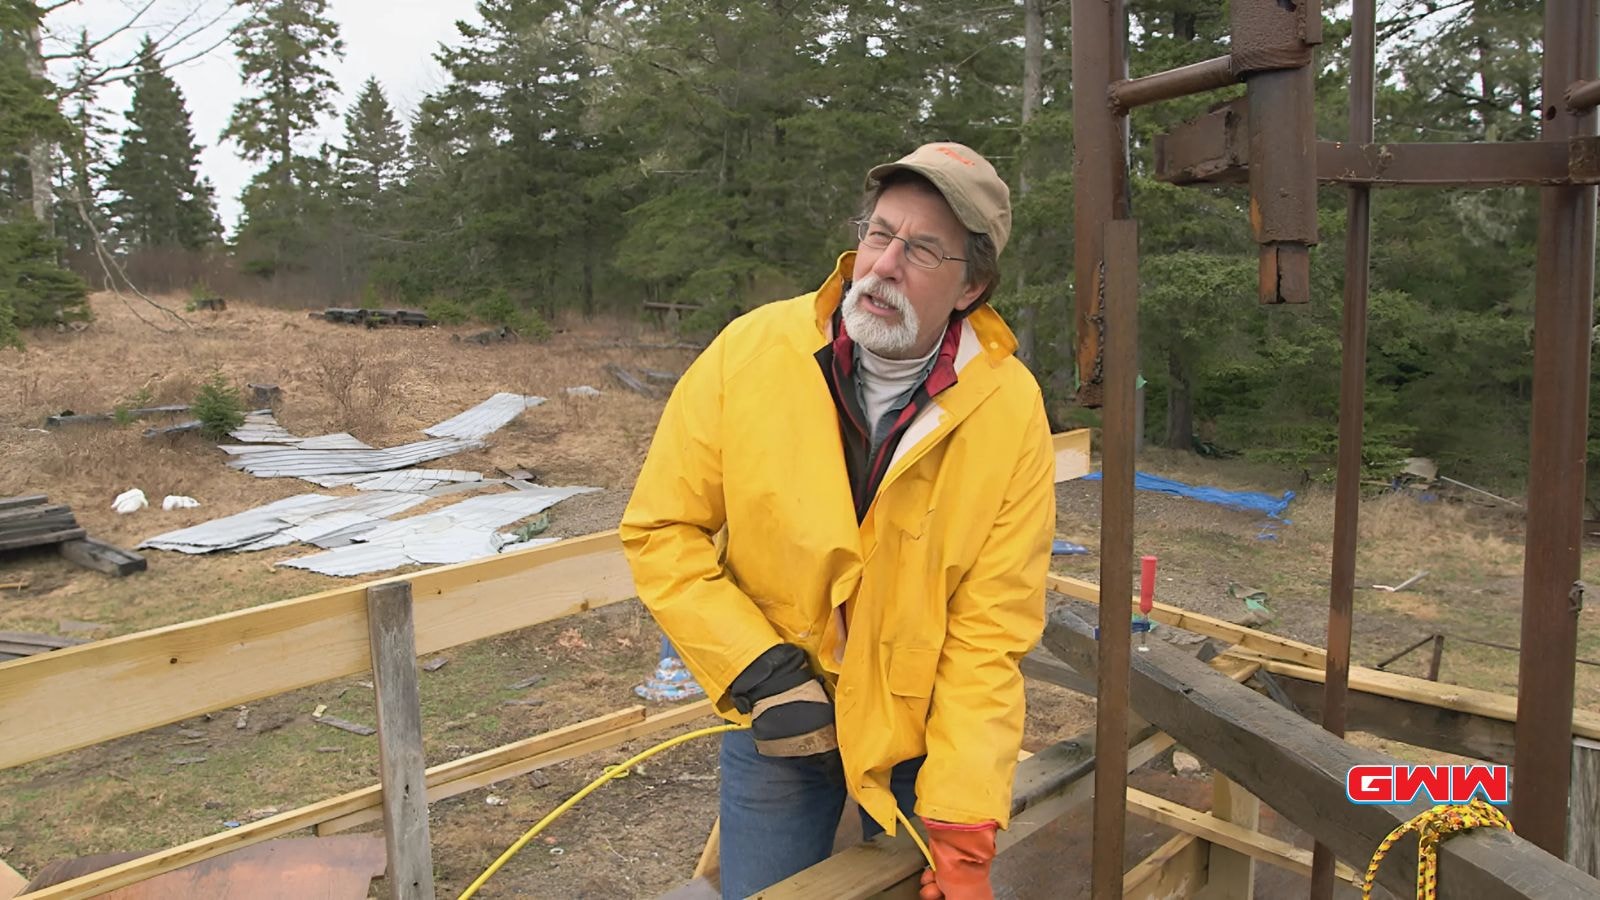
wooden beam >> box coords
[1047,574,1326,668]
[1042,607,1600,899]
[1239,654,1600,742]
[0,531,636,770]
[1123,834,1208,900]
[756,724,1175,899]
[1260,665,1518,764]
[317,702,711,835]
[1053,428,1092,483]
[19,704,711,900]
[1198,775,1259,898]
[366,583,435,900]
[56,538,145,577]
[1570,738,1600,877]
[1125,787,1359,884]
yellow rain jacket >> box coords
[619,251,1055,832]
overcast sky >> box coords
[44,0,484,234]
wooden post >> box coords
[367,582,436,900]
[1570,737,1600,876]
[1198,774,1259,898]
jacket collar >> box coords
[811,250,1020,368]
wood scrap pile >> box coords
[314,307,432,328]
[0,495,147,576]
[0,495,85,551]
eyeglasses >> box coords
[854,220,967,270]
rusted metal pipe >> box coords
[1515,0,1599,858]
[1070,0,1129,409]
[1108,55,1235,114]
[1567,78,1600,113]
[1310,0,1374,893]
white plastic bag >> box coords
[162,495,200,511]
[111,488,148,514]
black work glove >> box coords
[728,644,838,757]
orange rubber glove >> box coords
[917,818,997,900]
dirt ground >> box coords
[1,293,1596,898]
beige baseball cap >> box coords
[866,142,1012,256]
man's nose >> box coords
[870,236,908,280]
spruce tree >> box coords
[105,37,219,250]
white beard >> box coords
[841,275,921,358]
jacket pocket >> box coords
[887,646,941,698]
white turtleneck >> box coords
[854,334,942,444]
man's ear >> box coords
[954,278,987,313]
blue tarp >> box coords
[1084,471,1295,520]
[1052,539,1089,556]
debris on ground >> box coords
[139,492,430,555]
[604,362,659,398]
[313,714,375,737]
[162,495,201,511]
[277,488,595,577]
[565,385,602,398]
[1084,470,1295,520]
[1370,570,1429,593]
[316,307,431,328]
[508,674,545,690]
[235,706,250,729]
[111,488,147,515]
[1228,582,1273,628]
[0,631,86,662]
[58,537,147,577]
[1172,751,1202,775]
[1051,539,1089,556]
[454,325,516,345]
[422,656,450,672]
[45,404,189,427]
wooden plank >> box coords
[0,504,72,525]
[0,530,635,771]
[316,702,710,835]
[1052,428,1092,483]
[0,857,27,899]
[1126,788,1359,884]
[1261,665,1518,764]
[57,539,146,577]
[692,819,720,882]
[1123,834,1208,900]
[20,704,703,900]
[0,528,85,552]
[758,721,1176,900]
[1041,606,1600,899]
[1570,737,1600,877]
[1047,574,1327,668]
[1197,775,1258,898]
[365,583,434,900]
[0,496,47,512]
[1244,655,1600,742]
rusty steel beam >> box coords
[1233,0,1319,304]
[1108,55,1236,114]
[1069,0,1128,409]
[1311,1,1375,896]
[1516,0,1599,859]
[1093,219,1139,900]
[1154,105,1599,187]
[1568,78,1600,113]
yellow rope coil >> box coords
[1360,799,1514,900]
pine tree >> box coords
[337,77,405,214]
[105,37,219,250]
[221,0,344,177]
[222,0,343,273]
[0,0,87,339]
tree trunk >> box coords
[25,23,54,228]
[1013,0,1045,367]
[1165,347,1194,452]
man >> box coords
[620,142,1055,900]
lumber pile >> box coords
[0,495,147,576]
[315,308,432,328]
[0,495,85,551]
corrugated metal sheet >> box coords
[293,433,373,451]
[141,493,427,554]
[280,486,597,577]
[229,412,300,444]
[348,469,483,492]
[227,438,482,478]
[424,393,545,441]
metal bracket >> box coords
[1571,580,1587,614]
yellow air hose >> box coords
[457,723,936,899]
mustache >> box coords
[851,275,910,313]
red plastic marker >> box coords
[1139,555,1156,616]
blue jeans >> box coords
[716,728,923,899]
